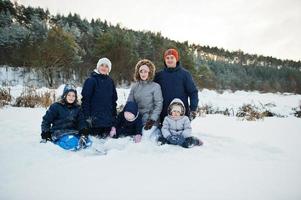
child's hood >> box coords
[124,101,139,119]
[168,98,185,116]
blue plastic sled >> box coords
[54,134,92,151]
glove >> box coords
[167,135,185,145]
[41,131,52,141]
[144,119,155,130]
[134,134,142,143]
[79,128,89,137]
[109,127,116,137]
[189,111,197,121]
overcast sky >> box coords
[19,0,301,61]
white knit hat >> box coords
[96,57,112,74]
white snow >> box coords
[199,89,301,116]
[1,84,301,199]
[0,66,43,87]
[0,106,301,200]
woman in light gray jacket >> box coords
[127,59,163,137]
[159,98,203,148]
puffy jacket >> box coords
[81,71,118,128]
[127,81,163,125]
[154,63,198,121]
[161,99,192,138]
[41,101,80,140]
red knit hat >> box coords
[163,48,179,61]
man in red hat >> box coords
[154,48,199,123]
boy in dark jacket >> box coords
[80,57,118,138]
[41,84,91,150]
[154,48,199,123]
[109,101,143,143]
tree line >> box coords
[1,0,301,93]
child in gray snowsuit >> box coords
[158,98,203,148]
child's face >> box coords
[66,92,76,104]
[124,111,135,121]
[171,110,181,117]
[165,55,177,68]
[98,64,109,75]
[139,65,150,81]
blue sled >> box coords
[54,134,92,151]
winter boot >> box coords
[182,136,203,148]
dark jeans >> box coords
[158,135,203,148]
[90,127,111,138]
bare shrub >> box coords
[0,87,12,107]
[198,104,235,117]
[14,87,53,108]
[236,104,264,121]
[198,104,214,115]
[293,100,301,118]
[40,91,54,108]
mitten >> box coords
[41,131,52,141]
[144,119,155,130]
[167,135,185,145]
[134,134,142,143]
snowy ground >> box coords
[0,105,300,200]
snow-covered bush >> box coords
[198,104,235,117]
[198,104,214,115]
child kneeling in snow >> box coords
[41,84,91,150]
[109,101,143,143]
[158,98,203,148]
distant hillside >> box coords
[1,0,301,93]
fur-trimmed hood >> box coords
[134,59,156,81]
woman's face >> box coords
[98,64,109,75]
[66,92,76,104]
[165,55,177,68]
[139,65,150,81]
